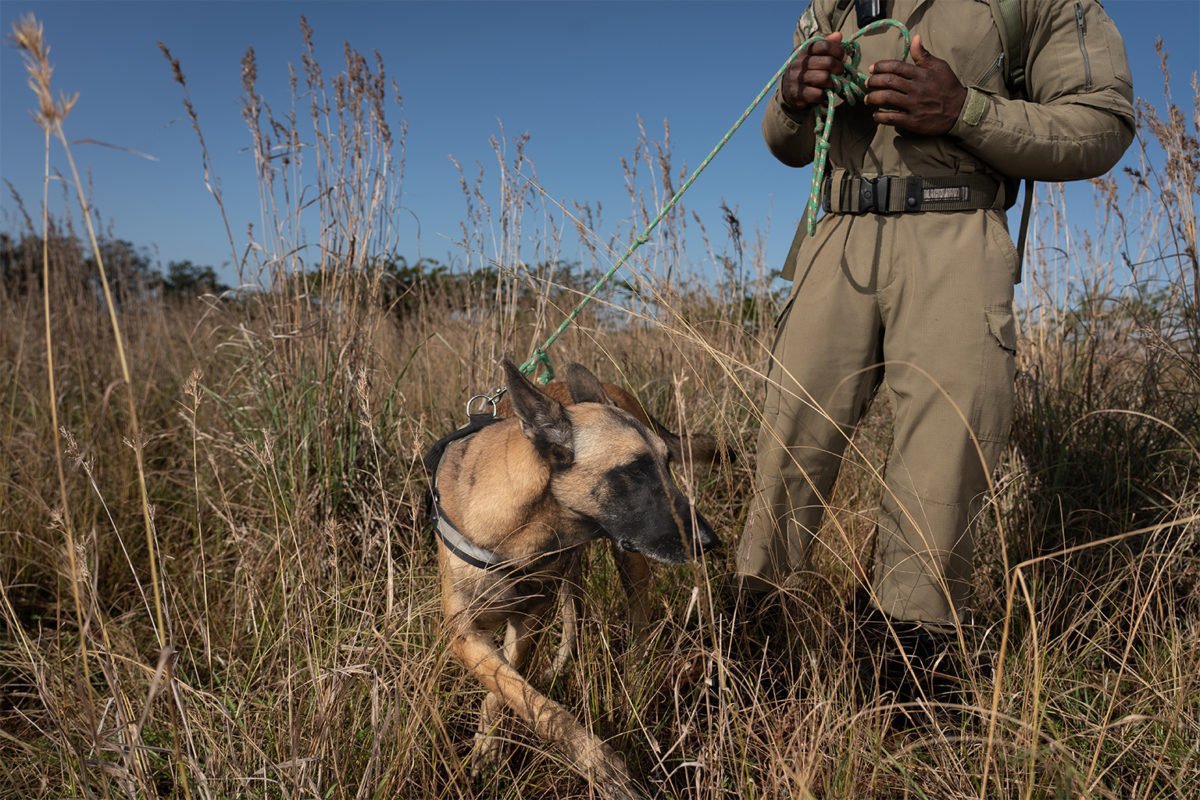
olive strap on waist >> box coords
[822,173,1002,214]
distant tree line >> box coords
[1,230,780,331]
[1,231,229,300]
[291,255,612,317]
[0,230,625,316]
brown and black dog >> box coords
[429,360,721,798]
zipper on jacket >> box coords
[1075,2,1093,91]
[977,52,1005,89]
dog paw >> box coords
[596,767,643,800]
[583,743,643,800]
[469,731,504,777]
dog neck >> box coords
[436,421,596,560]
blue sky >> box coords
[2,1,1198,286]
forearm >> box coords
[951,90,1134,182]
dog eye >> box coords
[606,454,656,488]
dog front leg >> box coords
[612,547,652,646]
[543,564,583,683]
[454,629,642,800]
[473,616,538,774]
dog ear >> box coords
[565,363,613,406]
[502,359,574,467]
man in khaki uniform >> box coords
[738,0,1133,682]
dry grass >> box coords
[2,17,1198,800]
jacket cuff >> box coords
[778,95,811,125]
[770,90,810,131]
[950,86,990,139]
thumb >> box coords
[911,33,928,63]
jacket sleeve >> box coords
[949,0,1135,181]
[762,3,828,168]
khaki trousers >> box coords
[736,209,1017,624]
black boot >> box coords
[712,573,784,640]
[852,597,963,713]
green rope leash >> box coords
[518,18,911,384]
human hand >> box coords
[865,34,967,135]
[780,32,846,111]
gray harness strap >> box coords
[430,486,508,571]
[431,483,568,576]
[425,414,566,576]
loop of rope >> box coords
[805,18,910,236]
[517,19,911,384]
[524,348,554,384]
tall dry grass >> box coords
[2,17,1197,799]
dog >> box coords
[428,360,721,798]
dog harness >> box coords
[424,413,509,570]
[424,414,562,576]
[429,487,510,572]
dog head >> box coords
[502,359,718,564]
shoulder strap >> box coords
[1014,178,1034,283]
[990,0,1027,98]
[989,0,1032,282]
[831,0,855,34]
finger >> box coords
[872,109,911,128]
[809,40,847,62]
[869,60,919,78]
[865,72,911,93]
[911,33,928,64]
[811,40,840,57]
[806,55,845,74]
[865,89,913,109]
[801,86,827,105]
[803,69,835,90]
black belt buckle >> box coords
[858,175,892,214]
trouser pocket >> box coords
[985,306,1017,355]
[981,304,1017,445]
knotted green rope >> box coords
[805,18,911,236]
[519,19,911,384]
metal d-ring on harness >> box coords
[465,391,500,419]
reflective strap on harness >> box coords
[431,485,507,571]
[822,171,1002,214]
[431,480,570,576]
[425,414,518,573]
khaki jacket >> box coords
[763,0,1135,203]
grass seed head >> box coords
[9,14,77,130]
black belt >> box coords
[822,173,1002,214]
